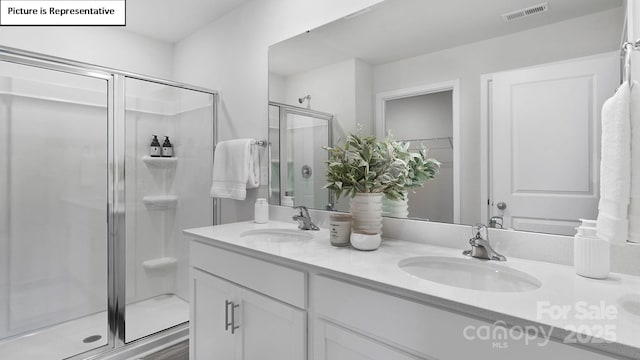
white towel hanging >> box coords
[596,82,631,244]
[209,138,260,200]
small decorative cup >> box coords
[350,231,381,251]
[329,214,352,247]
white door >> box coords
[491,53,619,235]
[190,269,239,360]
[240,287,305,360]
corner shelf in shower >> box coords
[142,195,178,210]
[142,156,177,169]
[143,257,177,270]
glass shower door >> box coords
[271,104,333,210]
[0,61,110,358]
[124,77,214,342]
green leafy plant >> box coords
[324,132,440,201]
[387,143,441,200]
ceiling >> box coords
[269,0,624,76]
[123,0,249,43]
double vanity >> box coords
[185,215,640,360]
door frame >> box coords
[375,80,460,223]
[480,74,493,225]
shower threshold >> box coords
[0,294,189,360]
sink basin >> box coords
[240,228,314,242]
[398,256,541,293]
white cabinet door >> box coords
[491,53,619,235]
[314,320,419,360]
[240,287,306,360]
[191,267,305,360]
[190,269,239,360]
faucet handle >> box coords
[472,223,488,239]
[294,205,309,217]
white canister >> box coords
[574,235,610,279]
[350,231,382,251]
[282,196,294,207]
[329,213,352,247]
[254,198,269,224]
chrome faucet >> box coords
[463,224,506,261]
[293,206,319,231]
[489,216,503,229]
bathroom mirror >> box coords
[268,0,625,236]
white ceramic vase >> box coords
[350,193,383,235]
[382,191,409,218]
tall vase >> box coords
[382,191,409,218]
[350,193,383,235]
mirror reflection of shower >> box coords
[268,102,333,209]
[298,94,311,109]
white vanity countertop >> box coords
[184,220,640,358]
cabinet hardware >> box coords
[231,302,240,334]
[224,300,233,331]
[225,300,241,334]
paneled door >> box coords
[490,53,618,235]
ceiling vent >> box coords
[502,2,549,22]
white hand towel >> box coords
[210,139,260,200]
[596,83,631,244]
[628,81,640,243]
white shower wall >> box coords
[288,116,328,209]
[124,80,214,314]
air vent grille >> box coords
[502,2,548,22]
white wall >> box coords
[282,58,356,139]
[173,0,384,223]
[385,92,453,140]
[354,58,374,135]
[0,27,174,79]
[271,57,375,143]
[374,7,624,224]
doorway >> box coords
[376,81,460,222]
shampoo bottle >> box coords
[149,135,161,157]
[162,136,174,157]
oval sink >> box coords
[399,256,541,293]
[240,228,315,241]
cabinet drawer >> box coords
[191,240,306,308]
[313,276,615,360]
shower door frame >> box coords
[0,45,218,360]
[269,101,334,209]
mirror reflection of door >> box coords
[487,53,619,235]
[269,102,333,209]
[384,91,454,222]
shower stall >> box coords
[0,47,216,359]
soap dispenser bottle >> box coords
[149,135,161,157]
[254,198,268,223]
[574,219,609,279]
[162,136,174,157]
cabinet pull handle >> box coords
[224,300,233,331]
[230,302,240,334]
